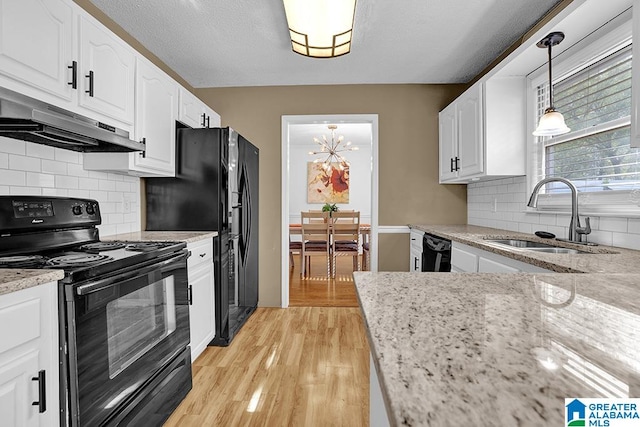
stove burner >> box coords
[78,242,126,253]
[0,255,47,268]
[125,242,168,252]
[47,253,113,268]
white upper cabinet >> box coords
[133,57,177,175]
[439,78,526,183]
[438,103,457,182]
[178,87,221,129]
[0,0,74,102]
[178,87,206,128]
[0,0,136,129]
[77,14,135,125]
[455,84,484,179]
[83,58,178,176]
[205,104,221,128]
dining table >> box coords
[289,223,371,243]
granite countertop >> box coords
[103,231,218,244]
[409,224,640,274]
[354,271,640,426]
[0,269,64,297]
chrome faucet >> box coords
[527,177,591,243]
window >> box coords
[528,12,640,213]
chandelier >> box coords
[309,125,358,171]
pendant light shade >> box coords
[533,108,570,136]
[533,32,570,137]
[282,0,357,58]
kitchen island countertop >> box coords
[354,271,640,426]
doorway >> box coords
[281,115,379,308]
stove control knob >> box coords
[86,204,95,215]
[72,205,83,215]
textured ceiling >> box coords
[87,0,563,88]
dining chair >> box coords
[289,235,302,268]
[330,211,360,277]
[362,241,370,271]
[300,211,331,278]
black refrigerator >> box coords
[145,127,259,346]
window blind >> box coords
[537,44,640,194]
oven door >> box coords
[65,250,190,427]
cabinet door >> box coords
[409,229,423,272]
[77,15,135,125]
[0,0,74,101]
[0,282,58,427]
[134,58,178,175]
[178,87,207,128]
[0,351,40,427]
[188,262,215,362]
[456,84,484,178]
[439,103,458,182]
[205,105,221,128]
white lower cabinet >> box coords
[0,281,59,427]
[187,238,215,362]
[451,241,553,273]
[409,229,423,272]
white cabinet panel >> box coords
[438,103,458,182]
[478,257,520,273]
[178,87,207,129]
[456,86,484,178]
[0,0,74,102]
[178,87,222,129]
[409,229,423,272]
[77,15,135,124]
[133,58,177,175]
[451,243,478,273]
[439,78,526,183]
[452,241,554,273]
[0,282,59,427]
[187,238,215,362]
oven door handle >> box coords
[75,251,188,296]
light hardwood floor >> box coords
[289,255,360,307]
[164,307,370,426]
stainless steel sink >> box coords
[525,247,585,254]
[484,239,589,254]
[487,239,555,249]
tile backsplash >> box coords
[0,137,140,236]
[467,176,640,251]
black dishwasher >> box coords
[422,233,452,272]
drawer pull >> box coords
[199,253,206,257]
[32,370,46,413]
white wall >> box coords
[467,176,640,251]
[288,123,372,224]
[0,137,141,236]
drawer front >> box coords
[187,238,213,269]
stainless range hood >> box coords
[0,86,145,153]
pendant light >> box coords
[282,0,357,58]
[308,125,359,171]
[533,32,570,137]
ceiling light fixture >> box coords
[533,31,570,137]
[309,125,358,171]
[282,0,357,58]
